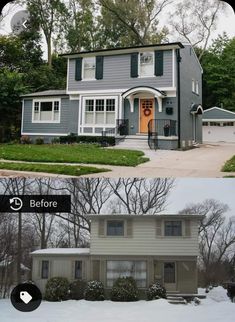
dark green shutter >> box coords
[130,53,139,78]
[96,56,104,80]
[75,57,82,81]
[155,51,163,76]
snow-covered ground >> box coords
[0,287,234,322]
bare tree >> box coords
[108,178,174,214]
[0,178,32,284]
[180,199,235,285]
[169,0,225,60]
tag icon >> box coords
[20,291,32,304]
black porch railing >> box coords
[101,119,129,146]
[148,119,177,150]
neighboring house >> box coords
[203,107,235,143]
[21,42,203,150]
[31,213,202,295]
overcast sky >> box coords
[166,178,235,219]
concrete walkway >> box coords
[0,143,235,178]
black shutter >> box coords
[130,53,139,78]
[75,57,82,81]
[96,56,104,80]
[155,51,163,76]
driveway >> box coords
[83,142,235,178]
[0,143,235,178]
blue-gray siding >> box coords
[22,98,79,134]
[179,45,202,144]
[68,51,173,92]
[203,108,235,120]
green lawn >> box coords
[222,155,235,172]
[0,144,149,166]
[0,162,109,176]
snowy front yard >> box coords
[0,287,234,322]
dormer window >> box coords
[107,220,124,236]
[83,57,96,80]
[139,52,154,77]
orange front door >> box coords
[140,99,154,133]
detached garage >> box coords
[203,107,235,143]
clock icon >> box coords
[9,197,23,211]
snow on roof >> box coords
[31,248,90,256]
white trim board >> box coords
[66,87,177,95]
[21,132,69,136]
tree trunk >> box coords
[47,37,52,67]
[17,212,22,284]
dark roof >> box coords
[21,90,68,98]
[190,104,203,115]
[60,42,184,57]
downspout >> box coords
[176,49,181,149]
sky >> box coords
[0,0,234,60]
[166,178,235,219]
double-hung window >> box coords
[41,260,49,279]
[33,99,60,122]
[107,220,124,236]
[164,221,182,236]
[83,57,96,80]
[74,261,82,279]
[139,52,154,77]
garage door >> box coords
[203,121,235,142]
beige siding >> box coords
[32,255,90,294]
[90,217,199,256]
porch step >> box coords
[167,295,187,305]
[116,137,149,150]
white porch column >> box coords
[127,95,134,113]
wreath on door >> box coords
[144,108,151,117]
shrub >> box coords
[59,135,115,146]
[35,137,44,145]
[84,280,105,301]
[45,277,70,301]
[69,279,87,300]
[146,282,166,300]
[51,137,60,144]
[111,277,139,302]
[20,135,31,144]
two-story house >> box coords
[21,42,203,150]
[31,213,202,295]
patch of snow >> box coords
[1,294,235,322]
[207,286,229,302]
[31,248,90,255]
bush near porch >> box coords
[0,144,149,166]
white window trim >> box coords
[195,80,199,94]
[32,98,61,123]
[138,51,155,78]
[82,57,96,81]
[80,95,118,135]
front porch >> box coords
[102,118,178,150]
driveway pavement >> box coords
[0,143,235,178]
[83,142,235,178]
